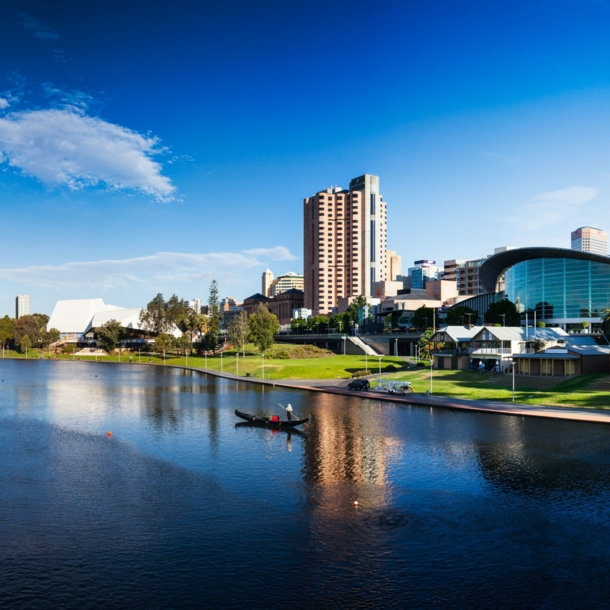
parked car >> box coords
[347,379,370,391]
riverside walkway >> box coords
[179,365,610,425]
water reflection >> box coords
[3,360,610,608]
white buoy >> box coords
[353,500,359,507]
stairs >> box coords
[348,336,379,356]
[582,376,610,392]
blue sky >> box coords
[2,0,610,316]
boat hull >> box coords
[234,409,308,427]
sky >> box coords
[2,0,610,316]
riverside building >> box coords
[304,174,389,315]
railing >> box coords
[472,348,512,355]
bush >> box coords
[416,361,427,366]
[385,363,401,371]
[352,369,372,378]
[270,350,290,359]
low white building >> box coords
[47,298,182,340]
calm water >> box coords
[2,361,610,609]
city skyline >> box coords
[3,1,610,316]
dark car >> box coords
[347,379,370,391]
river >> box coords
[1,360,610,609]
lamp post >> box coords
[377,356,383,380]
[262,352,265,378]
[430,353,433,395]
[221,351,223,372]
[163,350,165,364]
[512,359,515,402]
[365,352,368,373]
[138,349,141,363]
[236,352,239,375]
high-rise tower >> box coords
[304,174,388,315]
[262,269,274,297]
[571,227,608,255]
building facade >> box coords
[480,247,610,331]
[15,295,30,319]
[408,260,441,289]
[269,271,304,297]
[571,226,608,256]
[242,289,305,326]
[304,174,388,315]
[386,250,402,280]
[185,298,202,314]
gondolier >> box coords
[286,404,293,421]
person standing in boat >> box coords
[286,404,293,421]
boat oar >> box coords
[278,403,308,426]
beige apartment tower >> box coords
[304,174,388,315]
[261,269,274,297]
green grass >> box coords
[0,344,406,380]
[377,368,610,409]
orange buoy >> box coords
[107,431,112,436]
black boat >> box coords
[234,409,309,427]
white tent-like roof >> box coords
[48,298,182,337]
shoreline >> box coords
[3,356,610,425]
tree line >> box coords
[0,314,61,353]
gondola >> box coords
[234,409,309,427]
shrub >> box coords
[352,369,372,378]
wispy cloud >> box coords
[507,185,600,230]
[0,107,175,200]
[18,13,59,40]
[0,98,9,110]
[0,247,297,291]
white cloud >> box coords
[18,13,59,40]
[0,98,9,110]
[510,185,600,230]
[0,247,297,291]
[0,108,175,200]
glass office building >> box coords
[480,248,610,328]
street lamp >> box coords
[236,352,239,375]
[377,356,383,380]
[262,352,265,378]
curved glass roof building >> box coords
[479,247,610,328]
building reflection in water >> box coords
[473,416,610,496]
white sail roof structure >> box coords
[47,298,182,337]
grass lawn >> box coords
[0,345,406,381]
[378,367,610,410]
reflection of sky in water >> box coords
[3,360,610,608]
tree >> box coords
[412,305,434,329]
[445,305,478,326]
[0,316,15,349]
[485,299,521,326]
[96,319,124,354]
[290,317,307,333]
[42,328,61,348]
[228,310,249,357]
[140,294,173,334]
[248,303,279,353]
[531,338,546,353]
[14,314,49,347]
[329,312,351,333]
[307,315,328,333]
[20,334,32,355]
[165,294,186,325]
[206,280,221,351]
[154,333,173,354]
[418,328,435,359]
[346,295,369,323]
[175,333,192,356]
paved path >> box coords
[175,365,610,425]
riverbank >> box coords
[3,350,610,422]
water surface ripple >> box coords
[1,360,610,609]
